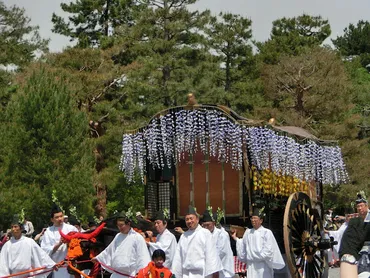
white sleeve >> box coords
[40,229,54,256]
[95,235,117,267]
[235,230,248,262]
[135,235,151,272]
[0,242,10,276]
[204,230,222,276]
[30,239,56,270]
[171,236,184,278]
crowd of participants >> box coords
[0,194,368,278]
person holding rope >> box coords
[0,215,56,278]
[41,204,78,278]
[92,208,151,278]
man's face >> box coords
[202,221,215,233]
[11,224,22,238]
[356,202,369,218]
[153,256,165,268]
[154,220,166,234]
[117,220,131,234]
[185,214,199,230]
[251,216,263,229]
[51,212,64,227]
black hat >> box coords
[152,249,166,261]
[186,205,199,217]
[69,215,80,226]
[154,209,170,222]
[88,217,97,227]
[11,215,22,227]
[116,207,137,223]
[50,203,63,218]
[202,208,215,223]
[251,206,266,219]
[356,194,368,205]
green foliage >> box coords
[117,0,212,113]
[257,14,331,64]
[332,20,370,68]
[260,47,351,127]
[203,12,256,107]
[0,68,95,228]
[0,0,48,66]
[52,0,144,48]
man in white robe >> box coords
[146,209,177,269]
[201,208,234,278]
[0,218,55,278]
[92,210,151,277]
[41,204,78,278]
[172,205,222,278]
[232,207,285,278]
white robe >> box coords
[148,228,177,268]
[95,228,151,278]
[40,223,78,278]
[172,225,222,278]
[236,226,285,278]
[328,222,348,259]
[211,227,234,278]
[0,236,55,278]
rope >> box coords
[0,267,46,278]
[26,268,54,277]
[67,261,91,278]
[98,261,136,278]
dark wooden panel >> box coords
[208,155,223,210]
[224,162,241,215]
[177,152,191,216]
[193,150,207,213]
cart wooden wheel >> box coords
[283,192,328,278]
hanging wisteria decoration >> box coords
[119,107,348,185]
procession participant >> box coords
[0,216,55,277]
[137,249,173,278]
[92,208,151,277]
[63,215,70,224]
[232,207,285,278]
[34,225,48,245]
[41,204,78,278]
[69,215,86,232]
[146,209,177,269]
[23,216,35,238]
[339,194,370,278]
[326,214,350,265]
[172,205,221,278]
[201,207,234,278]
[87,217,97,231]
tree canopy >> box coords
[257,14,331,64]
[0,0,48,67]
[332,20,370,69]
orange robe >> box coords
[136,262,173,278]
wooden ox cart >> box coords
[120,104,348,278]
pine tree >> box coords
[257,14,331,64]
[0,0,48,67]
[0,68,95,227]
[52,0,144,48]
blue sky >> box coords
[4,0,370,52]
